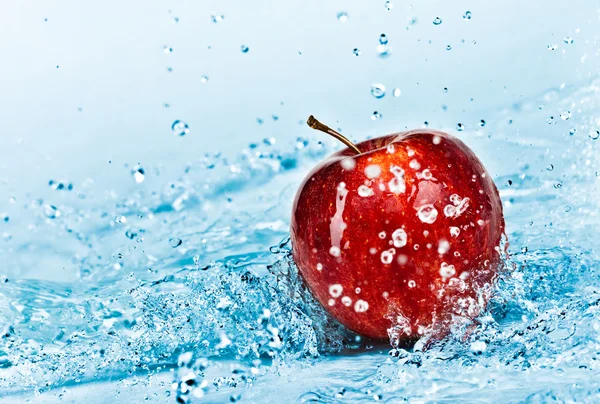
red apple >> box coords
[291,118,504,342]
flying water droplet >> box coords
[463,11,472,20]
[560,110,571,120]
[457,123,464,131]
[240,45,249,53]
[569,128,577,136]
[563,37,574,44]
[211,13,224,23]
[479,119,486,127]
[392,88,401,97]
[200,75,209,84]
[376,44,391,58]
[171,120,189,137]
[371,84,386,99]
[590,130,599,140]
[379,34,388,45]
[385,1,394,10]
[433,17,442,25]
[547,44,558,51]
[547,164,554,171]
[446,45,452,51]
[44,204,60,219]
[353,48,361,56]
[132,166,145,183]
[337,12,348,23]
[371,111,382,120]
[169,237,183,248]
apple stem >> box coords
[306,115,361,155]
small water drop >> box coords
[171,120,189,137]
[463,11,472,20]
[385,1,394,11]
[169,237,183,248]
[353,48,361,56]
[44,204,60,219]
[240,45,249,53]
[569,128,577,136]
[417,204,438,224]
[211,13,224,23]
[391,228,407,248]
[132,166,145,183]
[200,75,209,84]
[553,180,563,189]
[354,300,369,313]
[371,84,386,99]
[433,17,442,25]
[560,110,571,120]
[479,119,486,127]
[376,44,391,58]
[563,37,574,44]
[163,45,173,54]
[392,88,401,97]
[547,44,558,51]
[337,11,348,23]
[446,44,452,51]
[329,284,343,298]
[546,164,554,171]
[590,130,600,140]
[379,33,388,45]
[256,118,264,125]
[456,123,464,131]
[371,111,382,120]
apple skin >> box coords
[290,130,504,341]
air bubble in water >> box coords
[590,130,599,140]
[379,34,388,45]
[463,11,472,20]
[547,164,554,171]
[240,45,249,53]
[446,45,452,51]
[172,120,189,137]
[385,1,394,10]
[417,204,438,224]
[337,12,348,23]
[371,111,382,120]
[433,17,442,25]
[371,84,386,99]
[353,48,361,56]
[169,237,183,248]
[392,88,401,97]
[132,166,145,183]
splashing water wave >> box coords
[1,79,600,402]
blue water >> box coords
[1,76,599,402]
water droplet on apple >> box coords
[417,204,438,224]
[391,228,407,248]
[432,136,441,145]
[408,280,416,288]
[388,165,406,194]
[341,296,352,306]
[438,239,450,254]
[357,185,374,197]
[409,159,421,170]
[440,262,456,279]
[380,249,395,264]
[371,84,386,99]
[365,165,382,178]
[378,231,386,239]
[340,158,356,171]
[354,300,369,313]
[433,17,442,25]
[329,284,343,298]
[328,299,335,306]
[337,11,348,23]
[450,227,460,238]
[329,246,341,257]
[444,204,457,217]
[316,263,323,271]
